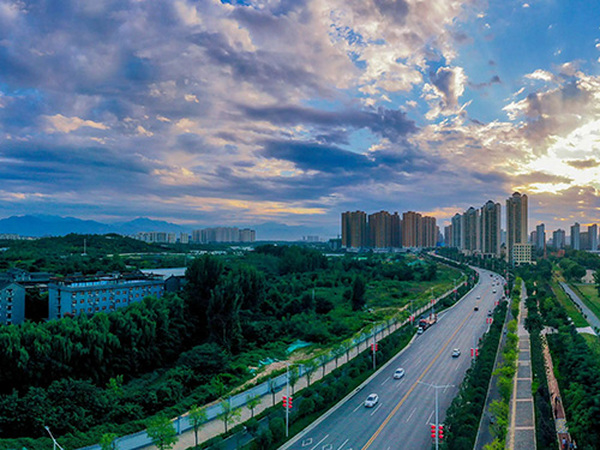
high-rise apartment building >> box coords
[451,213,462,249]
[506,192,528,264]
[391,212,401,248]
[0,281,25,325]
[462,207,480,254]
[589,224,598,251]
[571,223,580,250]
[421,216,437,247]
[402,211,421,248]
[368,211,392,249]
[580,231,590,250]
[341,211,368,249]
[444,225,452,247]
[552,229,566,249]
[480,200,501,257]
[535,223,546,251]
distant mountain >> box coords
[0,215,186,237]
[0,215,336,241]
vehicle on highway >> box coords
[451,348,461,357]
[487,310,492,316]
[476,295,481,299]
[417,313,437,335]
[493,289,497,293]
[474,305,479,311]
[393,368,405,379]
[365,393,379,407]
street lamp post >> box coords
[44,426,64,450]
[418,382,454,450]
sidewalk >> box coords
[507,282,536,450]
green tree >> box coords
[207,275,243,353]
[594,268,600,297]
[351,275,366,311]
[246,394,262,418]
[185,255,224,336]
[219,398,241,433]
[210,375,228,399]
[267,378,277,405]
[288,365,300,395]
[188,404,207,447]
[332,345,345,368]
[303,359,318,386]
[100,433,119,450]
[146,415,178,450]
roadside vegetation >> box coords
[0,239,467,449]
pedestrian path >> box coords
[559,282,600,331]
[507,282,536,450]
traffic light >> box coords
[288,396,293,409]
[475,348,479,357]
[438,425,444,440]
[282,395,287,408]
[371,343,378,352]
[430,424,436,439]
[470,348,474,357]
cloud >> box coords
[43,115,109,134]
[566,159,600,169]
[424,66,468,118]
[524,69,554,82]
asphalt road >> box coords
[282,268,504,450]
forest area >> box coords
[0,242,462,448]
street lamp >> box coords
[44,426,65,450]
[418,381,454,450]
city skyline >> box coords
[2,1,600,235]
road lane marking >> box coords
[323,445,333,450]
[353,403,363,413]
[426,409,434,424]
[370,403,382,416]
[381,378,390,386]
[337,439,349,450]
[361,310,475,450]
[406,407,417,422]
[302,438,313,446]
[311,435,329,450]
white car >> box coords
[477,295,481,299]
[393,368,405,379]
[365,393,379,407]
[493,289,497,293]
[451,348,461,357]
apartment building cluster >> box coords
[341,210,438,250]
[444,192,531,265]
[191,227,256,243]
[532,222,599,252]
[135,227,256,244]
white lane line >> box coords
[426,409,434,424]
[336,439,349,450]
[370,403,383,416]
[406,407,417,422]
[381,377,390,386]
[352,403,363,413]
[455,364,460,371]
[310,434,329,450]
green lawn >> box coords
[551,277,588,327]
[571,283,600,322]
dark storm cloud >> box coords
[262,141,372,173]
[566,159,600,169]
[242,105,417,142]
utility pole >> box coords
[371,329,377,370]
[285,362,290,437]
[418,382,453,450]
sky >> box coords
[2,0,600,237]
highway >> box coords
[282,268,504,450]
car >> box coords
[417,327,424,334]
[474,306,479,311]
[365,393,379,407]
[487,310,492,317]
[493,289,497,293]
[477,295,481,299]
[451,348,461,357]
[393,368,405,379]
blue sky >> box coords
[1,0,600,237]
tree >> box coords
[207,275,243,353]
[594,268,600,297]
[210,375,228,399]
[303,359,318,386]
[267,378,277,405]
[351,275,366,311]
[332,345,345,368]
[246,394,262,418]
[100,433,119,450]
[318,354,329,378]
[219,398,241,433]
[185,255,224,336]
[341,339,353,362]
[146,415,178,450]
[288,365,300,395]
[188,404,207,447]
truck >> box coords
[417,313,437,334]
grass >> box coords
[550,277,589,327]
[570,283,600,322]
[581,333,600,360]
